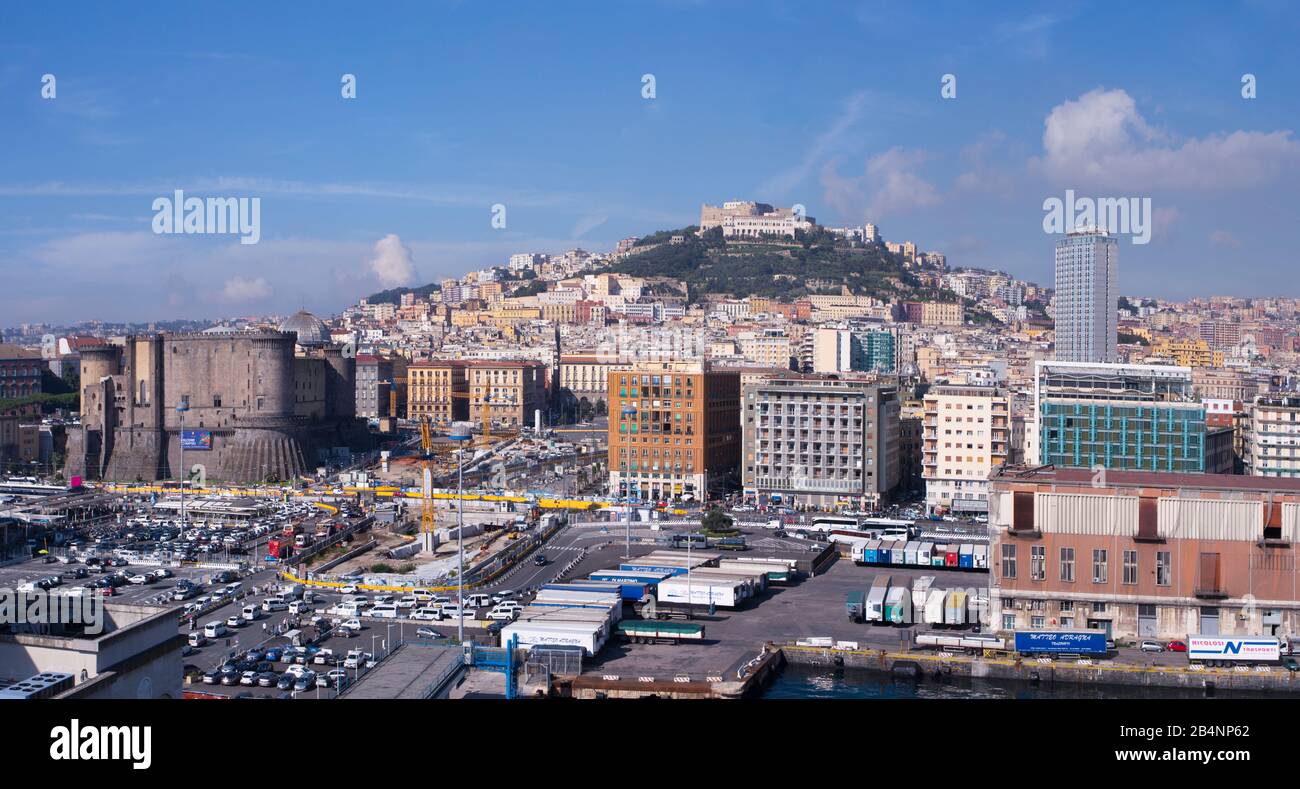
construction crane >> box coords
[449,390,518,443]
[419,415,436,550]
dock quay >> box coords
[779,643,1300,694]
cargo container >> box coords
[973,544,988,569]
[531,593,622,622]
[689,566,767,592]
[924,588,948,625]
[890,541,906,566]
[655,577,743,608]
[543,581,624,595]
[944,546,959,567]
[884,585,909,624]
[1013,629,1108,656]
[943,590,967,625]
[903,541,920,566]
[619,562,690,577]
[916,632,1006,651]
[917,542,933,566]
[910,576,935,612]
[967,591,988,627]
[616,620,705,644]
[851,542,867,564]
[516,605,612,638]
[718,559,795,584]
[930,544,948,568]
[846,590,866,622]
[500,620,606,656]
[958,544,974,569]
[1187,635,1281,664]
[865,575,890,623]
[589,570,670,588]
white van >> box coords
[203,621,228,639]
[187,632,207,648]
[288,600,312,615]
[262,597,288,612]
[464,593,492,608]
[241,604,262,622]
[367,604,399,619]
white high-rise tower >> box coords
[1054,228,1118,363]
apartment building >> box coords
[406,360,468,425]
[922,384,1020,515]
[989,465,1300,639]
[1149,338,1223,368]
[741,375,900,509]
[737,329,793,370]
[607,361,740,502]
[1243,393,1300,478]
[559,354,635,403]
[467,360,547,429]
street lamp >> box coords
[176,396,190,531]
[449,421,474,645]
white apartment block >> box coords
[923,384,1020,515]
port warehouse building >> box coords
[987,466,1300,641]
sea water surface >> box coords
[762,664,1280,699]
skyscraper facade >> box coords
[1054,228,1118,363]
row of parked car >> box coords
[328,588,521,622]
[197,644,374,692]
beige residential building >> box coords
[467,360,547,429]
[406,360,469,425]
[738,330,792,369]
[1243,394,1300,478]
[923,384,1021,515]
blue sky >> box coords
[2,0,1299,325]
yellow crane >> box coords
[449,390,518,443]
[419,415,436,547]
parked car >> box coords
[415,627,440,639]
[1283,657,1299,672]
[292,672,317,692]
[276,673,296,691]
[1166,640,1188,653]
[1139,640,1165,653]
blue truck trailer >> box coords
[1013,629,1108,656]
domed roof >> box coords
[278,310,330,346]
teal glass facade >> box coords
[1040,401,1208,472]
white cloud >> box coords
[221,276,272,302]
[821,147,940,221]
[1035,87,1300,190]
[367,234,417,288]
[761,92,870,198]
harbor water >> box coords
[762,663,1281,699]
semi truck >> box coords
[1187,635,1282,665]
[616,620,705,644]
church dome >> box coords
[278,310,330,346]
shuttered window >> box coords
[1013,491,1035,532]
[1137,496,1158,540]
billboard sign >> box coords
[180,430,212,451]
[1013,630,1108,655]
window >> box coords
[1156,551,1171,586]
[1030,546,1045,580]
[1060,547,1075,583]
[1092,549,1108,584]
[1002,613,1016,631]
[1123,550,1138,585]
[1001,544,1016,579]
[1031,616,1045,629]
[1059,600,1074,612]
